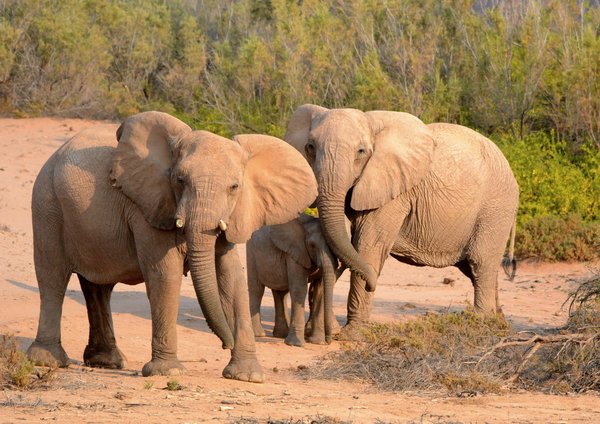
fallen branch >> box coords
[476,332,598,369]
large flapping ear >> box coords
[284,104,328,160]
[268,220,312,269]
[226,134,318,243]
[110,111,192,230]
[351,111,436,211]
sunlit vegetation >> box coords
[0,0,598,260]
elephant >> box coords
[26,111,317,382]
[246,214,344,346]
[285,105,519,337]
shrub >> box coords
[516,214,600,262]
[497,132,600,261]
[0,335,55,390]
[306,309,511,395]
[307,279,600,395]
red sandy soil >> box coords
[0,117,598,423]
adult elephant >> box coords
[26,111,317,382]
[285,105,518,336]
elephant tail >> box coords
[502,218,517,281]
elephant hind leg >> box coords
[272,290,290,338]
[79,275,126,369]
[27,232,71,367]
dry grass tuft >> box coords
[0,335,56,390]
[307,273,600,396]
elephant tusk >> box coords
[175,218,184,228]
[218,220,227,231]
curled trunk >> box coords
[318,194,377,291]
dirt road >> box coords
[0,118,598,423]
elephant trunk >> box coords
[318,191,377,292]
[186,229,234,350]
[319,250,338,344]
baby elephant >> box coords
[247,214,343,346]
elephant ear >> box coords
[268,220,312,269]
[284,104,328,160]
[110,111,192,230]
[351,111,436,211]
[226,134,318,244]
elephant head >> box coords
[111,111,317,349]
[284,105,436,291]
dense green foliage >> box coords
[0,0,598,260]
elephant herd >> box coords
[26,106,519,383]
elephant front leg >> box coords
[285,263,309,347]
[340,210,402,341]
[142,274,186,377]
[340,244,390,341]
[79,276,126,369]
[216,241,263,383]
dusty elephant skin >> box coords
[26,111,317,382]
[247,214,344,346]
[285,105,519,336]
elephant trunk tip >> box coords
[356,264,377,292]
[221,340,234,350]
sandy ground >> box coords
[0,117,598,423]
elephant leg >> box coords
[306,279,326,344]
[141,272,184,376]
[305,281,318,338]
[285,262,309,347]
[247,258,266,337]
[340,210,403,341]
[467,241,506,315]
[78,276,126,369]
[26,236,70,368]
[272,289,290,338]
[466,214,515,315]
[217,241,263,383]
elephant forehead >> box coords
[181,131,245,163]
[312,109,370,143]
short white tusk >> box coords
[175,218,184,228]
[218,220,227,231]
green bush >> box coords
[516,214,600,262]
[497,132,599,261]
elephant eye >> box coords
[305,143,316,159]
[176,176,184,184]
[229,182,239,193]
[357,147,366,155]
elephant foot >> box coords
[142,358,186,377]
[223,357,264,383]
[84,345,127,369]
[336,321,367,342]
[26,341,69,367]
[306,331,327,345]
[272,325,289,339]
[330,318,342,335]
[253,326,266,338]
[284,333,305,347]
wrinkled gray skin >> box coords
[285,105,519,337]
[26,111,317,382]
[246,215,344,346]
